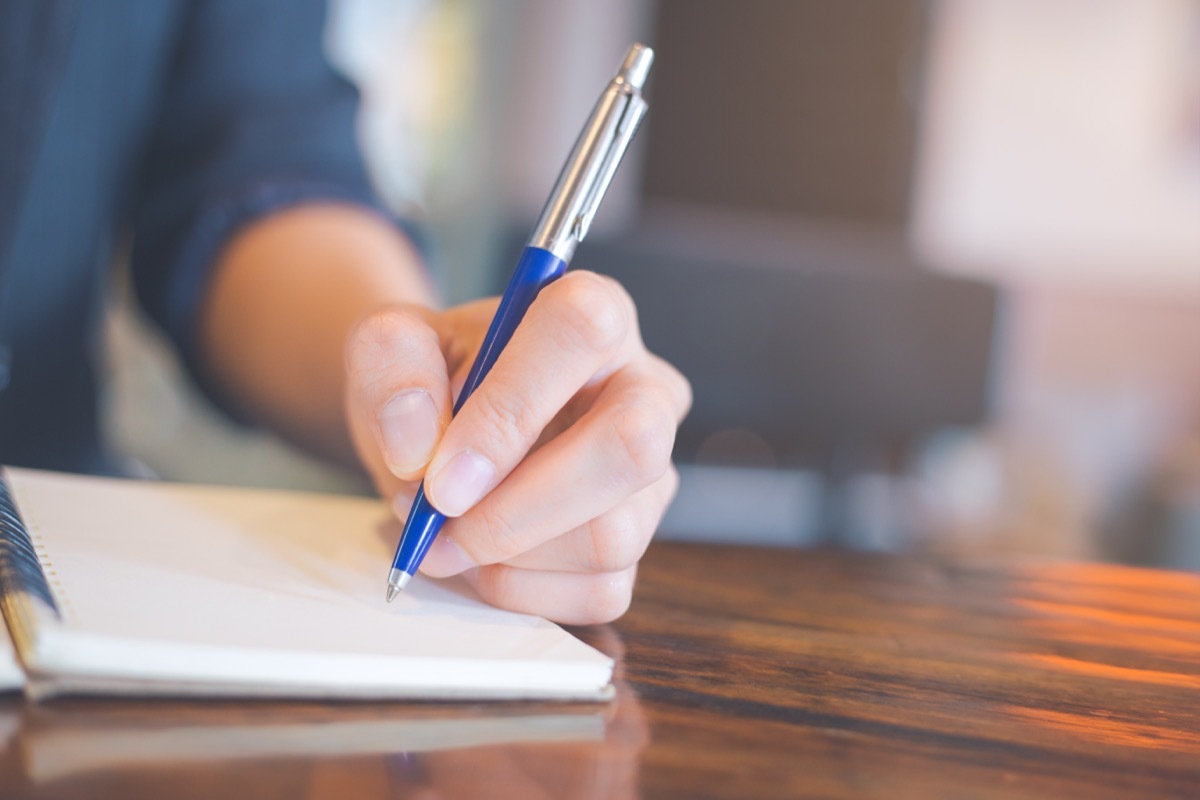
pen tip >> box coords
[385,568,413,603]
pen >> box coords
[386,43,654,601]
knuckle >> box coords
[581,570,635,624]
[663,463,681,505]
[466,384,540,456]
[550,272,631,357]
[667,363,693,418]
[582,509,642,573]
[612,400,675,485]
[345,308,434,377]
[472,564,515,609]
[646,354,692,420]
[472,501,525,563]
[345,315,388,376]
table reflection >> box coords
[0,630,647,799]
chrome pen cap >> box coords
[529,43,653,262]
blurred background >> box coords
[103,0,1200,571]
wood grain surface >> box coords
[1,541,1197,799]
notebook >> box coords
[0,467,613,701]
[0,623,21,692]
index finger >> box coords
[422,270,639,518]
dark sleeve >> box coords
[128,0,416,391]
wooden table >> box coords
[1,542,1198,798]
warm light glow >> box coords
[1005,705,1200,752]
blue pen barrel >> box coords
[452,247,568,413]
[390,246,567,577]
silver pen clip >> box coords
[529,43,653,262]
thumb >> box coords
[344,307,453,489]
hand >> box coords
[344,271,691,624]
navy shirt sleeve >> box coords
[128,0,394,396]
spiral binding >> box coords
[0,473,60,615]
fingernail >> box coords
[379,390,440,474]
[427,450,494,516]
[418,536,476,578]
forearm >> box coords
[199,204,436,465]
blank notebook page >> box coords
[4,468,612,699]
